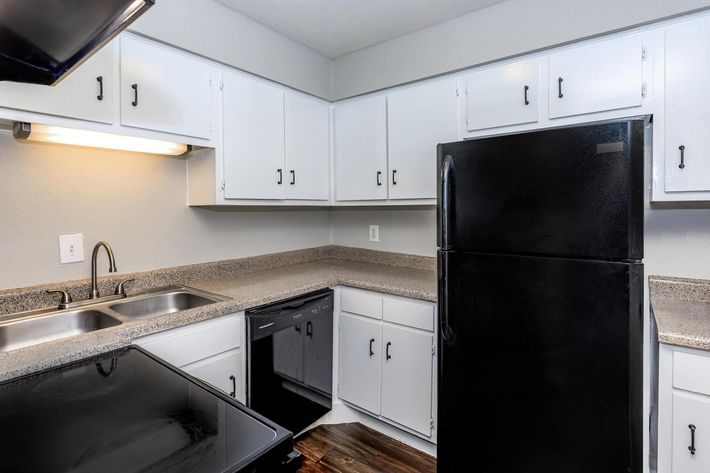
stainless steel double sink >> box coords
[0,286,229,353]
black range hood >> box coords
[0,0,154,85]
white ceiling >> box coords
[215,0,505,59]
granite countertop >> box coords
[650,275,710,350]
[0,247,436,382]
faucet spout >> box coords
[90,241,117,299]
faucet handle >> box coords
[46,289,73,309]
[114,278,135,296]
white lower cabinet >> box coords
[339,313,382,415]
[183,349,243,403]
[338,287,436,440]
[381,324,434,436]
[135,313,244,402]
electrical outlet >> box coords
[369,225,380,242]
[59,233,84,264]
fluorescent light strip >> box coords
[13,122,189,156]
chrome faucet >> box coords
[90,241,117,299]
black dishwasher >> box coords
[246,289,333,434]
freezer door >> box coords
[437,251,643,473]
[437,119,644,260]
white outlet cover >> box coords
[59,233,84,264]
[369,225,380,242]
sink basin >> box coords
[109,291,222,319]
[0,310,121,353]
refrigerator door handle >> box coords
[439,154,455,250]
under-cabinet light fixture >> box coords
[12,122,189,156]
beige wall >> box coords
[0,134,331,290]
[130,0,333,99]
[331,0,710,99]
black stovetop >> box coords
[0,346,294,473]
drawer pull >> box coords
[392,169,397,185]
[557,77,564,99]
[690,424,697,455]
[277,168,283,185]
[290,169,296,185]
[131,83,138,106]
[524,85,530,105]
[679,145,686,169]
[377,171,382,186]
[386,341,392,360]
[229,375,236,398]
[369,338,375,357]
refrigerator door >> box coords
[437,251,643,473]
[437,119,644,260]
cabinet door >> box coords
[548,35,643,119]
[339,314,382,414]
[222,72,285,200]
[120,35,211,138]
[183,349,243,403]
[285,92,330,200]
[381,324,433,436]
[672,392,710,472]
[664,17,710,192]
[0,42,115,124]
[334,96,387,201]
[387,79,458,200]
[464,60,539,131]
[304,313,334,395]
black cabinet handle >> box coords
[306,321,313,338]
[290,169,295,185]
[386,341,392,360]
[392,169,397,185]
[369,338,375,357]
[558,77,564,99]
[131,83,138,106]
[96,76,104,101]
[229,375,236,398]
[679,145,686,169]
[277,168,283,184]
[377,171,382,186]
[689,424,697,455]
[524,85,530,105]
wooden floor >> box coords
[294,423,436,473]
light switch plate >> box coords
[369,225,380,242]
[59,233,84,264]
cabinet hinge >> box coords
[220,80,224,91]
[220,179,225,191]
[430,417,435,429]
[432,344,436,356]
[641,82,647,98]
[456,87,460,97]
[641,46,647,61]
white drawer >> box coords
[183,349,243,403]
[383,296,435,332]
[341,287,382,320]
[136,314,241,367]
[674,351,710,396]
[672,391,710,472]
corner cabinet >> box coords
[120,35,212,139]
[338,287,437,440]
[333,96,388,201]
[0,40,117,124]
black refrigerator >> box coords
[437,119,644,473]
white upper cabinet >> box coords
[120,35,212,139]
[464,60,539,131]
[548,35,644,119]
[222,71,285,200]
[334,96,388,201]
[663,16,710,193]
[387,79,458,200]
[285,92,330,200]
[0,42,116,124]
